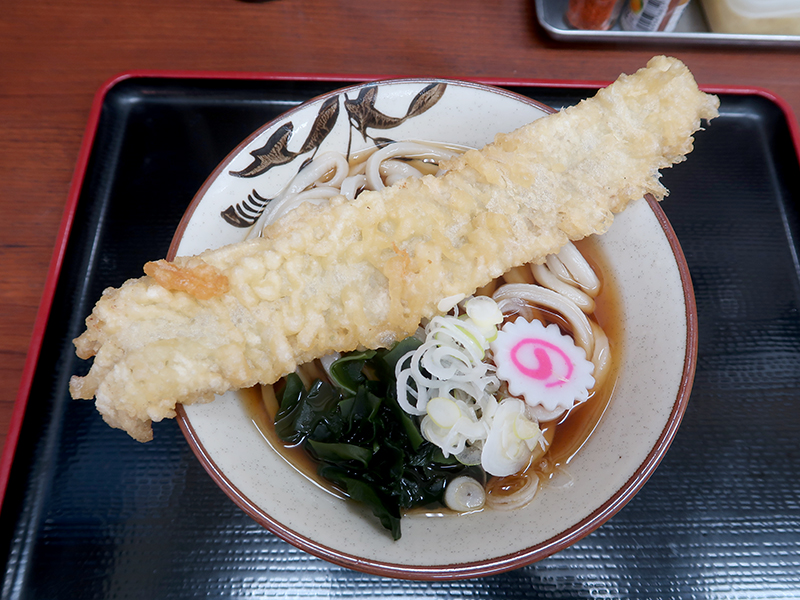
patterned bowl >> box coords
[167,78,696,580]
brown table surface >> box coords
[1,0,798,459]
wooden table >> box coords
[1,0,798,458]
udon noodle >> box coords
[246,143,461,236]
[255,140,616,516]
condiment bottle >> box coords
[566,0,625,30]
[619,0,691,31]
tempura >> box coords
[70,56,719,441]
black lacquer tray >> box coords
[2,75,800,599]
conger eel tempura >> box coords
[70,56,719,441]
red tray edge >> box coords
[4,70,798,508]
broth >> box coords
[241,384,348,500]
[241,233,623,511]
[538,236,622,473]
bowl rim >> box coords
[169,78,698,580]
[167,77,557,249]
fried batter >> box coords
[70,56,719,441]
[144,258,230,300]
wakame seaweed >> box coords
[274,339,466,539]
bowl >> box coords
[167,78,697,579]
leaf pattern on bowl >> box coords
[220,189,270,228]
[220,82,447,229]
[229,96,340,179]
[345,83,447,150]
[298,95,341,155]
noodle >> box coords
[246,141,461,236]
[263,140,616,512]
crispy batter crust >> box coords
[69,56,719,441]
[143,258,230,300]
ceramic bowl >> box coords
[168,78,697,580]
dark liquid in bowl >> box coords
[241,234,623,510]
[541,237,622,472]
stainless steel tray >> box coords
[535,0,800,46]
